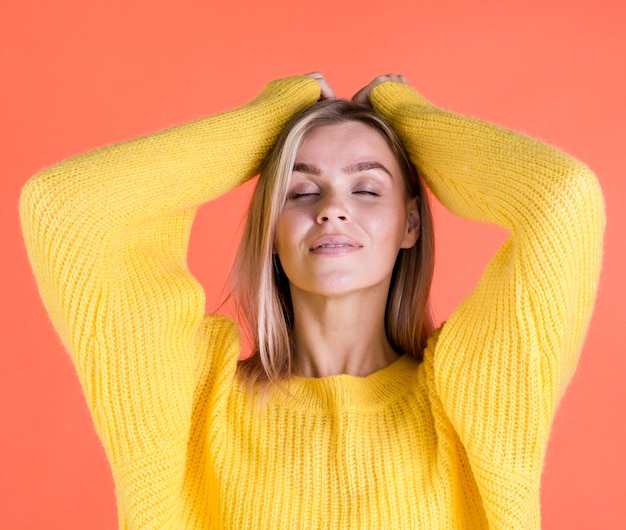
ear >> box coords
[400,198,420,249]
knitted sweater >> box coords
[20,77,604,529]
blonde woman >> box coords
[20,73,604,528]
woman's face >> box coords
[275,121,419,299]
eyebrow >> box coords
[346,161,393,178]
[293,162,321,175]
[292,161,393,178]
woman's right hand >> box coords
[304,72,336,100]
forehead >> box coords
[296,121,397,165]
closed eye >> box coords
[354,190,380,196]
[289,192,320,200]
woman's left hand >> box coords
[352,74,409,108]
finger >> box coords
[351,85,372,107]
[382,74,408,84]
[352,74,410,106]
[304,72,336,100]
[351,75,392,106]
[317,79,336,100]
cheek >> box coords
[366,207,407,242]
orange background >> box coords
[2,1,624,528]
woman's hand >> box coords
[304,72,336,100]
[352,74,409,108]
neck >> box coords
[289,285,399,378]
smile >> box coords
[309,236,362,253]
[315,243,354,248]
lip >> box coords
[309,235,362,254]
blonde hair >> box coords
[233,99,435,389]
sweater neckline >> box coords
[272,355,421,412]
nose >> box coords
[316,193,349,223]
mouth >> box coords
[313,244,355,249]
[309,236,362,252]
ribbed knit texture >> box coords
[20,77,605,529]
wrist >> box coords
[370,82,435,121]
[254,76,321,108]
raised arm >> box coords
[19,76,321,467]
[366,77,604,517]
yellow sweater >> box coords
[20,77,604,529]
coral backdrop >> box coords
[2,1,624,528]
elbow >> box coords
[567,165,606,236]
[20,169,51,250]
[19,166,64,252]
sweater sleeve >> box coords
[19,77,320,469]
[371,82,604,514]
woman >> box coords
[20,73,604,528]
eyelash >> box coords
[289,190,380,200]
[289,191,380,201]
[289,192,319,200]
